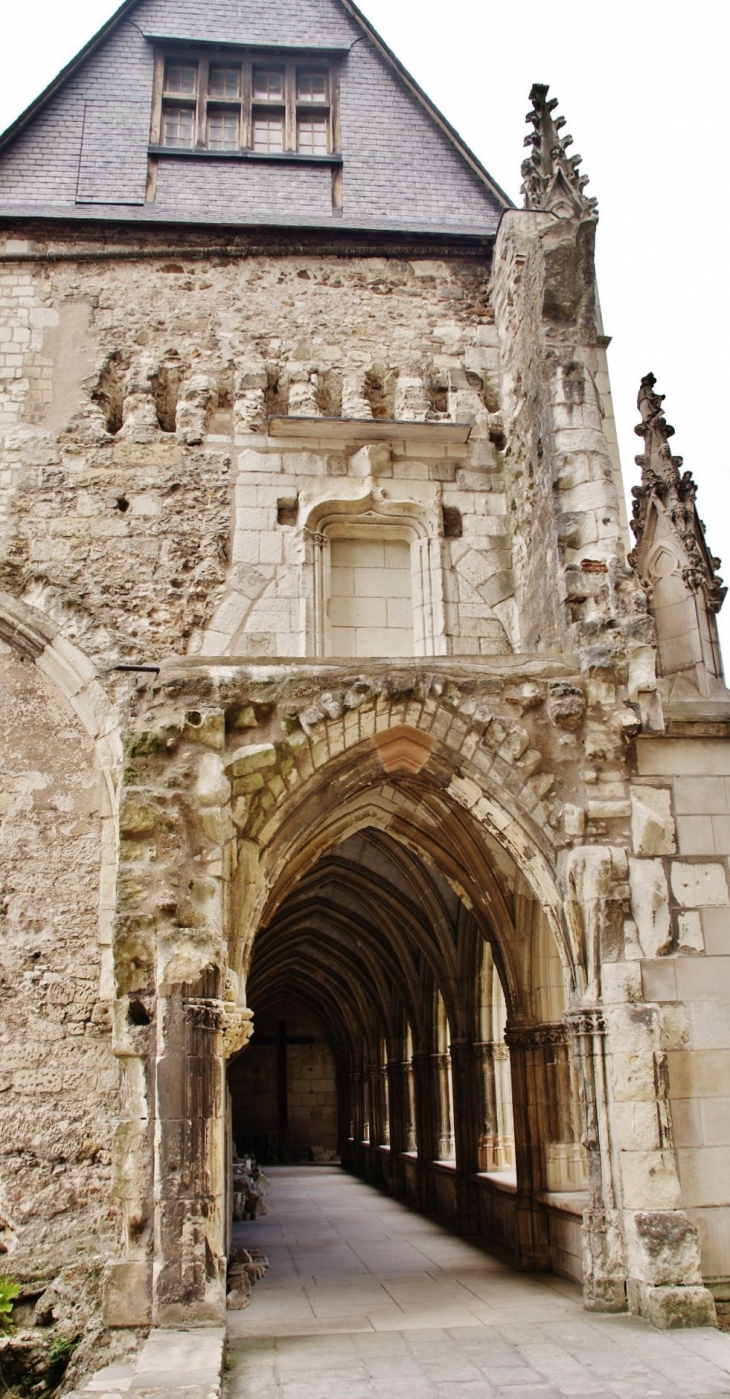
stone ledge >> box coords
[267,415,472,444]
[66,1329,225,1399]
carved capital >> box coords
[185,996,224,1031]
[504,1021,568,1050]
[221,1003,254,1058]
[567,1007,607,1039]
[184,997,254,1057]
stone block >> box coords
[631,786,675,856]
[700,1098,730,1146]
[641,959,677,1003]
[676,815,715,856]
[677,910,704,953]
[637,1282,717,1328]
[103,1260,152,1327]
[670,1097,703,1148]
[629,858,671,957]
[675,1146,730,1207]
[688,1203,730,1281]
[675,957,730,1001]
[688,1001,730,1049]
[674,776,729,815]
[711,816,730,855]
[618,1149,682,1209]
[625,1208,704,1286]
[638,738,730,777]
[670,861,729,908]
[701,907,730,956]
[666,1048,730,1098]
[609,1049,659,1103]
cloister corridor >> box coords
[226,1167,730,1399]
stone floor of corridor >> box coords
[227,1166,730,1399]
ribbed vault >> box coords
[231,779,586,1259]
[248,826,495,1063]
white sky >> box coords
[2,0,729,657]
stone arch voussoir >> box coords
[228,670,583,998]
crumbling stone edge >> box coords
[64,1327,226,1399]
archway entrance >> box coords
[229,800,588,1285]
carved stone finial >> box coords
[521,83,598,220]
[629,373,726,613]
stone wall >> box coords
[228,1008,338,1161]
[0,206,728,1335]
[0,241,510,665]
[633,737,730,1293]
[0,642,118,1276]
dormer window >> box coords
[153,51,338,159]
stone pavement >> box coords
[227,1166,730,1399]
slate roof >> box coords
[0,0,511,236]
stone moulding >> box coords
[267,415,473,443]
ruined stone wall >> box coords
[1,220,729,1330]
[0,642,118,1278]
[0,240,512,665]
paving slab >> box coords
[227,1165,730,1399]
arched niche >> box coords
[302,487,447,658]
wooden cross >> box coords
[251,1020,315,1131]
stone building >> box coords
[0,0,728,1344]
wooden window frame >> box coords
[150,47,340,161]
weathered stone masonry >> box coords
[1,13,729,1351]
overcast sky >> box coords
[2,0,729,657]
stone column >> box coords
[433,1051,455,1159]
[491,1042,515,1169]
[568,1007,627,1313]
[152,967,227,1326]
[386,1059,409,1195]
[450,1039,489,1235]
[472,1041,498,1171]
[411,1049,438,1210]
[404,1060,417,1152]
[104,998,155,1326]
[351,1068,365,1172]
[381,1064,390,1145]
[337,1065,352,1167]
[505,1025,550,1271]
[367,1061,386,1185]
[368,1062,386,1149]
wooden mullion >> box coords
[241,60,252,149]
[285,61,296,151]
[149,51,165,144]
[196,56,209,147]
[330,59,340,155]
